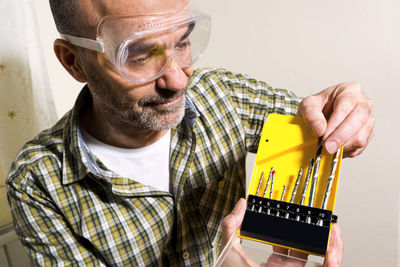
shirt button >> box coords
[182,251,189,260]
[218,180,224,188]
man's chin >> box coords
[140,107,186,130]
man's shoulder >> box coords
[191,67,249,84]
[190,67,269,93]
[7,111,72,185]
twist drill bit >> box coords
[255,172,265,196]
[317,150,340,226]
[266,169,275,215]
[295,159,314,221]
[285,168,302,219]
[321,150,340,210]
[306,156,322,224]
[289,168,303,203]
[299,159,314,206]
[269,170,276,199]
[280,184,287,201]
[308,156,321,208]
[262,167,274,198]
[316,137,323,158]
[276,185,286,217]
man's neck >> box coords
[79,102,169,149]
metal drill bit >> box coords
[296,159,314,221]
[289,168,303,203]
[276,185,286,217]
[265,168,275,215]
[299,158,314,206]
[269,170,276,199]
[280,185,286,201]
[308,155,322,208]
[305,156,321,224]
[320,150,340,210]
[316,137,323,158]
[255,172,265,196]
[286,169,302,219]
[262,167,274,198]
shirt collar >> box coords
[62,86,109,185]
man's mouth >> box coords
[142,94,185,112]
[157,95,182,106]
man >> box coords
[7,0,374,266]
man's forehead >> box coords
[79,0,189,27]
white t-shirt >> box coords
[81,129,171,192]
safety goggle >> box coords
[60,5,211,84]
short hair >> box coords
[49,0,83,36]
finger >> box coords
[221,198,247,246]
[342,116,375,158]
[297,94,328,137]
[273,246,289,255]
[324,224,344,267]
[289,249,308,260]
[272,246,308,264]
[322,82,371,138]
[267,251,306,267]
[323,101,371,154]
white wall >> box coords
[33,1,399,266]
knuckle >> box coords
[221,216,231,230]
[299,100,315,116]
[338,81,364,98]
[300,95,318,108]
[354,102,371,119]
[336,100,354,115]
[346,81,363,92]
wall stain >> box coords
[0,64,6,72]
[7,110,16,119]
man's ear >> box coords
[54,39,88,83]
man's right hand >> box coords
[220,199,344,267]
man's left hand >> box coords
[297,82,374,157]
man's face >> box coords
[78,0,192,130]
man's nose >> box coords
[156,58,189,91]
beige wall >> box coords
[29,1,400,266]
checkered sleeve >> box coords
[216,69,301,152]
[7,159,105,267]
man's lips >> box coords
[158,95,182,106]
[143,94,184,110]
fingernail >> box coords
[325,141,338,154]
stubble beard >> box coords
[128,93,187,130]
[92,85,187,131]
[84,61,188,131]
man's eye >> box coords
[176,41,191,50]
[127,44,164,64]
[131,54,152,64]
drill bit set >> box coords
[239,114,343,256]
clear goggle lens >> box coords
[97,6,211,83]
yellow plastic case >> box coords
[239,114,343,256]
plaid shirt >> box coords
[7,68,299,266]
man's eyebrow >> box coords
[179,22,195,42]
[128,42,157,54]
[127,22,196,54]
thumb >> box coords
[324,223,344,267]
[221,198,247,247]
